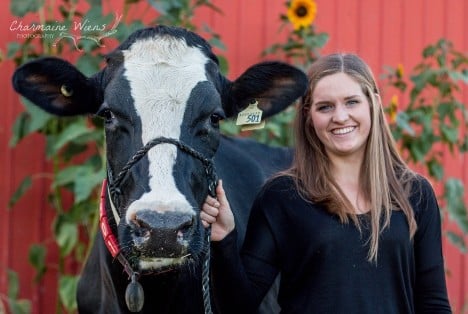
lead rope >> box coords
[202,227,213,314]
[202,163,216,314]
[106,137,216,314]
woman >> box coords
[201,53,451,313]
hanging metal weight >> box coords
[125,273,145,312]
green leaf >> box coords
[114,21,146,43]
[217,55,229,76]
[394,111,415,136]
[10,97,54,147]
[22,97,54,132]
[29,244,47,282]
[208,35,226,51]
[46,121,90,158]
[6,270,32,313]
[461,134,468,152]
[58,275,79,310]
[440,124,459,144]
[422,44,436,58]
[10,0,45,17]
[7,42,22,59]
[444,179,468,233]
[220,120,241,136]
[76,54,102,76]
[445,231,467,253]
[7,270,20,299]
[54,220,78,256]
[427,159,443,181]
[9,177,32,208]
[73,166,104,202]
[8,300,31,314]
[54,160,104,203]
[86,0,102,7]
[9,112,30,147]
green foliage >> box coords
[7,0,223,313]
[262,6,328,70]
[384,39,468,250]
[29,244,47,282]
[0,270,31,314]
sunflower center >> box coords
[295,6,308,17]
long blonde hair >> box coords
[283,53,417,262]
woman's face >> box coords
[308,72,372,161]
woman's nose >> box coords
[332,104,349,123]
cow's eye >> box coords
[97,108,115,124]
[210,112,225,127]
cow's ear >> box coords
[223,61,308,118]
[12,57,102,116]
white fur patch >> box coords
[139,256,188,270]
[123,36,209,223]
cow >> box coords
[12,25,307,313]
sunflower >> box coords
[396,63,405,79]
[388,95,399,123]
[287,0,317,30]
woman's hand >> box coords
[201,180,235,241]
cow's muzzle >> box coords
[130,209,195,258]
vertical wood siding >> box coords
[1,0,466,313]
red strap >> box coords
[100,180,121,258]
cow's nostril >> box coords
[133,223,151,238]
[178,216,194,233]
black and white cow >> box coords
[12,25,307,313]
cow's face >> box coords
[102,30,225,270]
[12,25,307,272]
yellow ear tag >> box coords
[240,121,265,131]
[236,100,265,131]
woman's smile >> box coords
[331,126,357,135]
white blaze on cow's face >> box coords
[123,36,210,224]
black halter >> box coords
[108,136,218,208]
[104,136,216,313]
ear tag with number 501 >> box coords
[236,100,265,131]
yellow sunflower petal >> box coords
[396,63,404,78]
[287,0,317,30]
[389,95,399,123]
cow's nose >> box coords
[131,210,195,257]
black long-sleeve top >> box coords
[211,175,451,314]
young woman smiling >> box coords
[201,53,452,314]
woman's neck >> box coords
[329,152,370,214]
[329,152,363,183]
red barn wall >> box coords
[1,0,467,313]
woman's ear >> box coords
[374,93,383,106]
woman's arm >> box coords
[202,180,280,314]
[412,177,452,313]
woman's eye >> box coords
[347,99,359,106]
[317,104,332,112]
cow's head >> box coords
[12,25,307,272]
